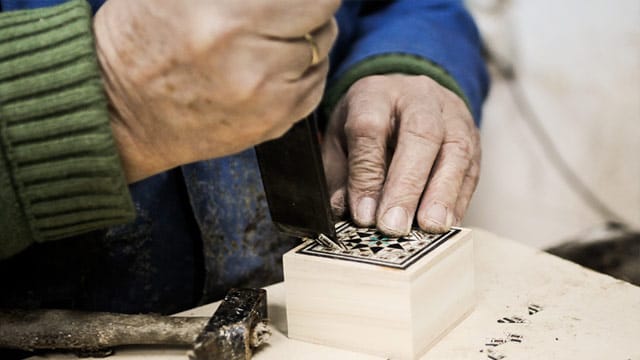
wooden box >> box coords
[283,222,475,359]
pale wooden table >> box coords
[32,229,640,360]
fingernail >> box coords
[426,203,449,228]
[356,197,377,225]
[380,206,409,234]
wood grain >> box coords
[283,228,475,359]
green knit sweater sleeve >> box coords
[0,0,135,259]
[321,54,471,121]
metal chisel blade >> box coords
[255,115,339,246]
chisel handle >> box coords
[0,309,208,351]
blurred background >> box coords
[462,0,639,282]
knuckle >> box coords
[443,136,475,163]
[348,159,386,193]
[415,75,438,89]
[350,149,386,174]
[453,137,474,156]
[349,75,385,93]
[466,161,481,185]
[410,75,446,97]
[403,125,444,149]
[344,112,388,139]
[348,132,386,162]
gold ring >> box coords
[304,33,320,67]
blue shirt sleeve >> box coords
[331,0,490,122]
[1,0,104,13]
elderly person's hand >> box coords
[94,0,339,182]
[322,74,480,235]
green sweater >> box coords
[0,0,134,259]
[0,0,468,260]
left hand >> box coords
[322,74,481,236]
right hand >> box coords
[94,0,340,182]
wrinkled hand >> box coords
[94,0,339,182]
[322,74,481,235]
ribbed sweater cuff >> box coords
[0,0,135,258]
[322,54,472,121]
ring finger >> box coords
[269,18,338,80]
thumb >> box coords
[322,107,348,218]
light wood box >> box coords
[283,227,475,359]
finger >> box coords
[250,18,337,81]
[417,105,476,233]
[307,19,338,68]
[262,59,330,140]
[343,84,394,227]
[376,97,444,236]
[453,142,481,225]
[251,0,341,38]
[289,57,330,118]
[285,19,338,79]
[330,187,348,219]
[322,101,349,217]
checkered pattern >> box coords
[298,221,458,269]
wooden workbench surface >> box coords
[32,229,640,360]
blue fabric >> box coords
[0,0,489,314]
[331,1,489,123]
[0,168,205,313]
[2,0,67,10]
[1,0,102,12]
[180,151,297,303]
